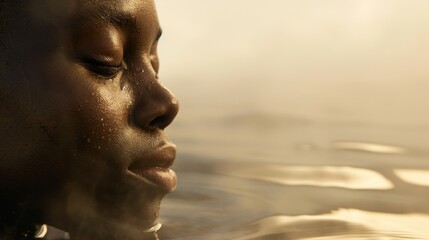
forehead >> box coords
[28,0,158,27]
[77,0,157,17]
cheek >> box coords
[40,59,133,155]
[76,80,133,152]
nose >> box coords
[132,81,179,131]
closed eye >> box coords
[82,58,126,79]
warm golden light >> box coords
[394,169,429,187]
[216,165,394,190]
[332,141,407,154]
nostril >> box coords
[149,115,168,129]
[132,88,179,131]
[132,102,178,131]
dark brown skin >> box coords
[0,0,178,239]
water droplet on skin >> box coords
[141,69,145,73]
[120,82,127,91]
[141,223,162,240]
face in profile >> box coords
[0,0,178,239]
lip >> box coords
[128,144,177,193]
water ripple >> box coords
[216,164,393,190]
[394,169,429,187]
[332,141,407,154]
[232,209,429,240]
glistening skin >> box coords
[0,0,179,239]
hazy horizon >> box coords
[157,0,429,127]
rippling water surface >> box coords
[157,111,429,240]
[154,1,429,239]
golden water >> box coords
[155,1,429,239]
[158,111,429,239]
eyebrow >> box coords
[80,8,162,42]
[88,8,138,30]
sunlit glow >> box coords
[34,225,48,239]
[351,0,384,27]
[142,223,163,233]
[218,165,393,190]
[394,169,429,187]
[332,141,407,154]
[234,209,429,240]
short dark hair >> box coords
[0,1,14,53]
[0,1,25,51]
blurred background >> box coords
[155,1,429,239]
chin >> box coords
[52,197,163,240]
[44,173,166,240]
[65,218,159,240]
[67,209,160,240]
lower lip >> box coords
[132,167,177,193]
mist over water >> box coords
[155,1,429,239]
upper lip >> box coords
[128,143,176,171]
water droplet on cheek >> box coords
[120,82,127,91]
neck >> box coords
[0,191,39,240]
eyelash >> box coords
[81,45,158,79]
[83,59,126,79]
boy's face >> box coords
[0,0,178,238]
